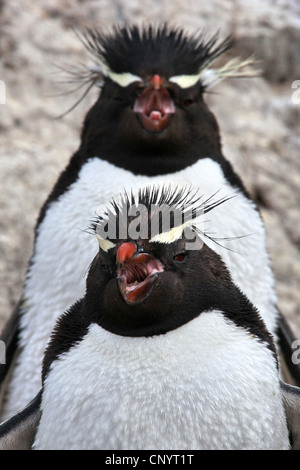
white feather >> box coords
[96,235,116,252]
[202,56,259,89]
[106,71,142,87]
[149,222,189,244]
[94,59,142,87]
[170,56,258,90]
[169,73,203,89]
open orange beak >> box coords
[133,74,175,133]
[117,242,164,305]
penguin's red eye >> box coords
[183,99,193,108]
[173,253,186,263]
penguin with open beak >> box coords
[0,186,299,450]
[1,24,298,420]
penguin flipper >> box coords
[280,381,300,450]
[0,391,42,450]
[277,309,300,386]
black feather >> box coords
[88,184,240,248]
[54,24,233,117]
[79,24,233,78]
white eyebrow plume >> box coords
[169,55,259,90]
[106,70,142,87]
[149,222,191,244]
[201,56,260,89]
[93,59,142,87]
[96,235,116,252]
[169,74,203,89]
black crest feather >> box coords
[88,185,237,248]
[79,24,233,77]
[55,24,258,117]
[55,24,257,117]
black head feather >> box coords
[55,25,235,118]
[89,185,235,249]
[79,24,233,78]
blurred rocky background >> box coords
[0,0,299,337]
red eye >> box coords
[173,253,186,262]
[183,99,193,108]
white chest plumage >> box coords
[34,311,289,450]
[2,157,277,418]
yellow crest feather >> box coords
[96,235,116,252]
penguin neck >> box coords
[80,132,224,176]
[77,118,249,196]
[77,133,250,199]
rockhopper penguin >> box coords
[0,24,297,419]
[0,186,299,450]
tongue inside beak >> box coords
[117,252,164,305]
[133,75,175,132]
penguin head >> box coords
[87,233,231,337]
[85,186,247,337]
[73,25,256,171]
[86,25,224,139]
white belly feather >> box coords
[34,311,289,450]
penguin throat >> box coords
[133,87,175,133]
[117,259,164,305]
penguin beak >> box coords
[133,74,175,133]
[117,242,164,305]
